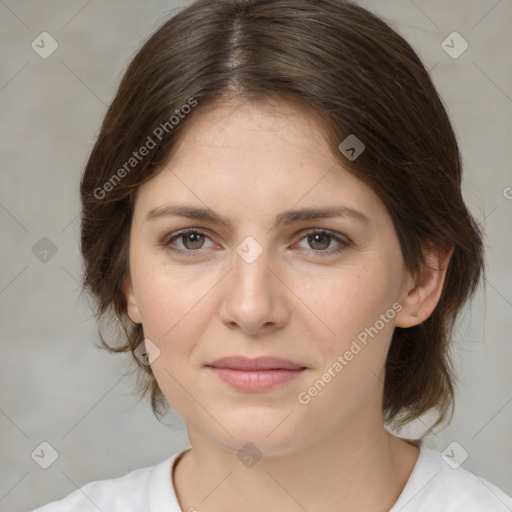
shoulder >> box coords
[392,442,512,512]
[30,453,180,512]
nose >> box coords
[219,242,290,337]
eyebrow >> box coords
[145,204,370,229]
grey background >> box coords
[0,0,511,510]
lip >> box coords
[205,356,307,392]
[207,356,306,371]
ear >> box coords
[395,242,454,328]
[121,273,142,325]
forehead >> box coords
[133,99,386,225]
[169,98,333,167]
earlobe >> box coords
[121,274,142,324]
[395,243,454,328]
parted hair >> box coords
[80,0,484,429]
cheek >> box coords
[294,268,399,425]
[132,252,219,340]
[296,259,399,345]
[134,266,215,420]
[297,265,401,421]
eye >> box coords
[162,229,215,256]
[161,228,350,258]
[295,229,350,255]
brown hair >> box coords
[80,0,484,430]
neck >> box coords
[173,422,419,512]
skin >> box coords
[122,98,453,512]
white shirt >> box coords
[31,441,512,511]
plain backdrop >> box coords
[0,0,511,510]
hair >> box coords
[80,0,484,430]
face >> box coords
[123,98,415,456]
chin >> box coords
[203,407,311,457]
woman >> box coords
[33,0,512,510]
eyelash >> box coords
[161,228,351,258]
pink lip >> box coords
[205,356,307,392]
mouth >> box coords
[205,356,308,392]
